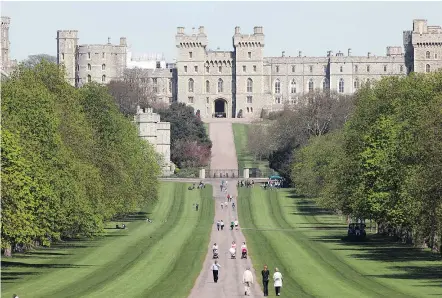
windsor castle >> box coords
[2,17,442,119]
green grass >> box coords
[237,187,442,297]
[232,123,272,172]
[2,182,214,298]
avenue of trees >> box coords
[291,72,442,251]
[1,61,161,256]
[107,68,212,175]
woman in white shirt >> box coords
[273,268,283,296]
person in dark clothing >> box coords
[195,203,199,211]
[261,264,270,296]
[211,260,221,283]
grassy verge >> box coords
[1,182,214,298]
[232,123,272,172]
[237,187,442,297]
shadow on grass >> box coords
[367,265,442,281]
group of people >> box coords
[262,179,283,190]
[216,219,238,231]
[220,200,235,211]
[237,180,255,188]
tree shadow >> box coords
[367,265,442,281]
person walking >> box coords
[216,220,220,231]
[211,260,221,283]
[242,267,254,296]
[230,220,235,230]
[261,265,270,296]
[220,220,225,230]
[273,268,283,296]
[221,202,224,210]
[195,203,199,211]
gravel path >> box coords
[188,122,263,298]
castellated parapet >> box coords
[133,106,172,176]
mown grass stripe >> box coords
[144,185,214,298]
[48,182,185,297]
[238,187,313,298]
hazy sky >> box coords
[2,1,441,62]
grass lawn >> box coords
[2,182,214,298]
[232,123,273,173]
[237,187,442,297]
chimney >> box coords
[368,52,371,58]
[298,51,302,57]
[198,26,205,34]
[107,37,111,44]
[192,27,196,35]
[177,27,185,34]
[119,37,127,46]
[282,51,285,57]
[235,26,240,34]
[348,48,352,56]
[253,26,262,34]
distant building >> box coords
[54,18,442,119]
[133,106,172,176]
[1,16,17,75]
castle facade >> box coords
[54,18,442,119]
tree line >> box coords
[1,61,161,256]
[291,72,442,251]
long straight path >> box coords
[188,122,262,298]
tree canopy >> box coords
[1,61,160,256]
[291,72,442,251]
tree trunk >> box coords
[4,245,12,257]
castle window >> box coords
[435,53,438,59]
[323,78,329,91]
[189,52,193,59]
[251,107,253,112]
[188,78,194,92]
[61,53,65,60]
[247,96,253,103]
[340,66,343,72]
[253,65,257,72]
[169,79,172,93]
[384,65,387,72]
[101,75,106,83]
[247,78,253,93]
[275,96,281,104]
[290,79,296,94]
[248,52,251,59]
[87,64,91,71]
[309,65,313,73]
[308,79,314,92]
[426,51,431,59]
[169,97,173,104]
[153,78,158,93]
[366,65,370,72]
[274,79,281,94]
[102,52,105,58]
[194,66,198,72]
[102,64,106,70]
[206,97,209,104]
[188,96,194,103]
[292,65,295,72]
[76,64,79,71]
[206,80,210,93]
[354,79,360,89]
[156,62,161,69]
[206,66,209,73]
[426,64,430,73]
[276,66,279,73]
[88,52,91,59]
[218,78,223,93]
[247,107,250,113]
[400,65,404,72]
[184,66,188,72]
[87,75,91,83]
[219,66,222,73]
[338,78,344,93]
[354,65,358,72]
[243,65,246,72]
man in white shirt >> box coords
[242,267,254,296]
[211,260,221,283]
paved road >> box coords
[188,122,262,298]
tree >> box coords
[22,54,57,68]
[107,67,165,116]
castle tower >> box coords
[410,19,442,73]
[233,26,265,118]
[1,16,11,72]
[175,26,208,112]
[57,30,78,86]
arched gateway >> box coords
[214,98,228,118]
